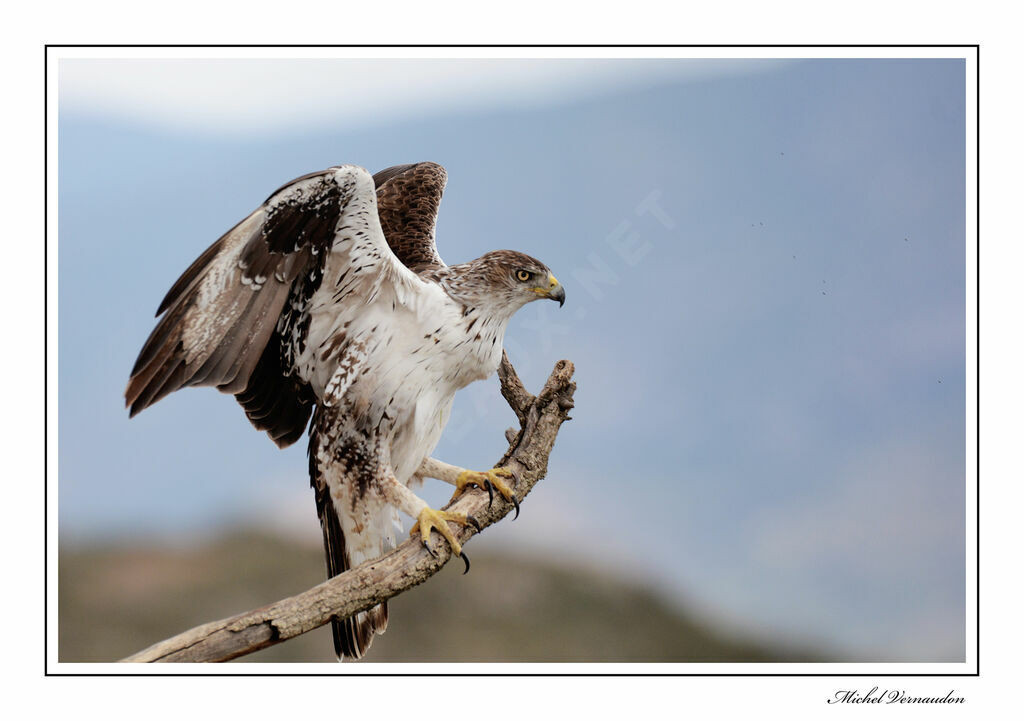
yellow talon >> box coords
[450,467,520,518]
[453,467,516,502]
[410,507,480,570]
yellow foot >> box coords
[452,467,521,518]
[410,507,481,573]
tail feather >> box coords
[333,605,389,663]
[315,472,389,661]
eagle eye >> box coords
[515,269,532,282]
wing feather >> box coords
[234,329,315,448]
[125,165,425,435]
[373,162,447,272]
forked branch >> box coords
[121,354,576,662]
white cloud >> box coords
[58,57,785,136]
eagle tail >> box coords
[319,500,391,661]
[312,449,396,661]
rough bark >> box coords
[121,355,575,663]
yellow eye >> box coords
[516,270,531,282]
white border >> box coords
[51,45,974,60]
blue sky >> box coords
[57,57,968,661]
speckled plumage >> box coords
[126,162,564,660]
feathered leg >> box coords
[378,475,480,572]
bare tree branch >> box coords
[121,357,576,663]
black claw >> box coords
[510,494,520,520]
[484,480,495,507]
[460,551,471,574]
[466,514,482,532]
[421,539,437,558]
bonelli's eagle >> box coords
[125,162,565,659]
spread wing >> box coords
[125,165,425,445]
[373,162,447,273]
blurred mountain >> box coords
[59,529,815,663]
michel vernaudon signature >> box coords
[828,687,965,705]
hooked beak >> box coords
[541,273,565,307]
[548,282,566,307]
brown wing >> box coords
[124,203,316,418]
[373,162,447,272]
[125,166,396,441]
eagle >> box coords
[124,162,565,660]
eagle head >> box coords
[442,250,566,317]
